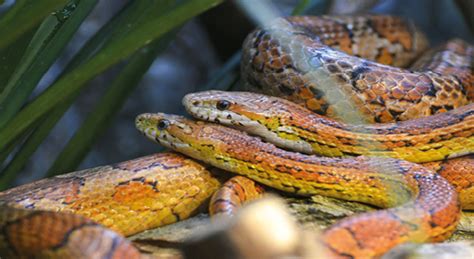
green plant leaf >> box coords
[0,0,223,186]
[0,0,69,50]
[0,0,98,129]
[0,0,223,153]
[0,28,37,92]
[292,0,310,15]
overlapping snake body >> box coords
[183,91,474,211]
[183,91,474,163]
[135,112,461,258]
[0,15,473,258]
[241,16,473,123]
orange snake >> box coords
[135,112,462,258]
[0,15,473,258]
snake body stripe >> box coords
[423,155,474,209]
[183,91,473,163]
[135,112,461,258]
[242,16,473,123]
[0,207,141,259]
[209,176,265,216]
[0,153,221,258]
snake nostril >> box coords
[192,101,199,106]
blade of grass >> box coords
[62,0,175,73]
[61,1,143,72]
[0,0,69,50]
[0,28,37,92]
[0,0,97,176]
[47,32,177,176]
[0,130,31,170]
[0,0,98,129]
[292,0,310,15]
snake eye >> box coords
[157,119,170,130]
[216,100,230,110]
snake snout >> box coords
[135,114,146,129]
[182,93,200,107]
[135,113,156,133]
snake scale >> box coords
[0,15,473,258]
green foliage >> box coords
[0,0,223,190]
[0,0,68,50]
[0,0,97,129]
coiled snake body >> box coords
[1,15,473,258]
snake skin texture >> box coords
[135,112,461,258]
[423,155,474,209]
[0,153,220,258]
[0,207,141,259]
[242,16,474,123]
[209,176,265,216]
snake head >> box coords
[135,113,196,151]
[135,113,246,156]
[183,90,316,154]
[135,112,250,160]
[183,90,299,128]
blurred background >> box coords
[0,0,472,187]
